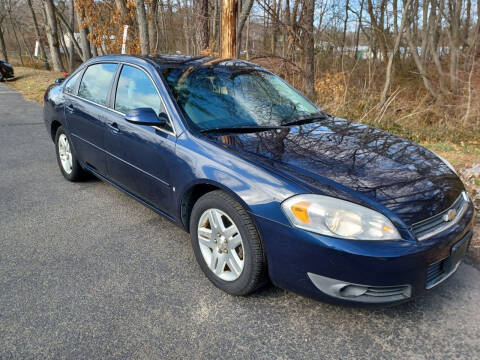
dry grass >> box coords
[4,66,65,104]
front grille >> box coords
[412,192,469,241]
[426,260,444,286]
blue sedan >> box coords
[43,55,474,305]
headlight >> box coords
[281,194,401,240]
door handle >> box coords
[66,104,74,113]
[108,122,119,133]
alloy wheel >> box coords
[58,134,73,174]
[197,208,245,281]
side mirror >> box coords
[55,78,65,84]
[125,108,168,127]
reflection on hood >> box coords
[209,117,463,225]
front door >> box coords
[104,64,177,215]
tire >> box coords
[190,190,268,296]
[55,126,85,181]
[0,73,4,82]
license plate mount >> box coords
[443,234,471,273]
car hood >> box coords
[205,118,464,226]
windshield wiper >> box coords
[281,113,330,127]
[200,125,284,134]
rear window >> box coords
[78,63,118,106]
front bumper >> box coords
[253,202,474,305]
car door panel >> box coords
[66,98,110,175]
[63,63,118,176]
[104,64,177,215]
[105,114,176,214]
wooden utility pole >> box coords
[221,0,237,58]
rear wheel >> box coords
[55,126,85,181]
[190,190,267,295]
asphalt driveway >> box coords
[1,82,480,359]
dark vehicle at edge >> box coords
[43,54,475,306]
[0,59,14,81]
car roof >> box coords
[86,54,267,72]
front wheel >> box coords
[190,190,268,296]
[55,126,85,181]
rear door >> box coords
[104,64,177,214]
[65,63,118,176]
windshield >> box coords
[163,66,321,131]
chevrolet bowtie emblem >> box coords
[443,209,457,222]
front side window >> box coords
[163,66,320,131]
[64,71,82,95]
[114,65,164,116]
[78,63,118,106]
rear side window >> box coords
[64,71,82,95]
[114,65,164,115]
[78,63,118,106]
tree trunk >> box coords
[405,25,438,99]
[448,0,462,91]
[26,0,49,69]
[56,7,85,61]
[148,0,159,52]
[303,0,314,99]
[245,13,250,59]
[16,19,34,61]
[89,26,98,57]
[43,0,65,72]
[236,0,254,57]
[9,15,24,66]
[464,0,471,47]
[354,0,364,56]
[136,0,150,55]
[69,0,75,71]
[115,0,130,21]
[341,0,350,54]
[367,0,388,62]
[76,7,92,60]
[195,0,209,52]
[0,23,7,63]
[477,0,480,55]
[380,0,412,104]
[221,0,237,58]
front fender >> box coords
[174,133,307,226]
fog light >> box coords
[339,285,368,297]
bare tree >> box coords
[75,6,91,60]
[0,22,7,62]
[43,0,65,71]
[303,0,314,99]
[380,0,412,104]
[26,0,49,69]
[195,0,209,52]
[136,0,149,55]
[236,0,254,57]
